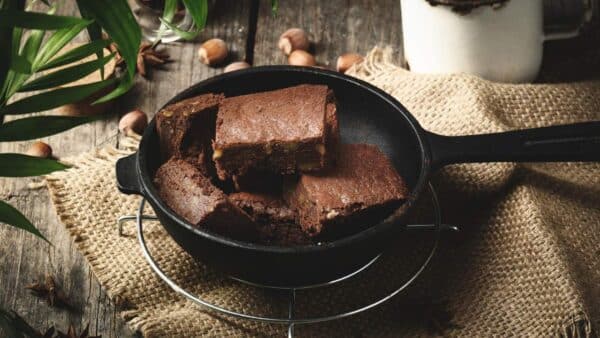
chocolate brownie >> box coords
[229,192,309,245]
[324,100,339,168]
[285,144,408,238]
[229,92,340,192]
[229,192,295,223]
[155,93,224,176]
[212,85,338,179]
[266,222,311,246]
[154,158,258,241]
[232,169,284,193]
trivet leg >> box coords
[288,288,296,338]
[117,215,158,236]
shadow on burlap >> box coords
[46,47,600,337]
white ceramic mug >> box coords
[400,0,594,83]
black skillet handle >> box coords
[426,121,600,170]
[116,153,144,195]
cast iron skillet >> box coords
[116,66,600,287]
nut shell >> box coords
[278,28,310,55]
[119,109,148,136]
[198,38,228,66]
[26,141,52,158]
[336,53,364,73]
[224,61,251,73]
[288,50,316,67]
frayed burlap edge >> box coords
[348,46,595,338]
[42,47,599,337]
[44,135,149,333]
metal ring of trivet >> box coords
[117,182,452,337]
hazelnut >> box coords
[224,61,250,73]
[278,28,310,55]
[119,109,148,136]
[26,141,52,158]
[198,38,228,66]
[288,50,316,67]
[336,53,364,73]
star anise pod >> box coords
[55,323,101,338]
[25,274,71,308]
[109,39,171,77]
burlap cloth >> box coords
[45,47,600,337]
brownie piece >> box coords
[212,85,338,179]
[154,158,258,241]
[285,144,408,238]
[232,169,284,193]
[229,192,295,223]
[229,192,310,246]
[229,93,340,192]
[324,100,339,168]
[267,222,311,246]
[155,93,224,176]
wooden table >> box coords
[0,0,596,336]
[0,1,403,336]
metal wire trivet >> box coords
[117,182,457,337]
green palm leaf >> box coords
[0,0,18,100]
[0,153,69,177]
[163,0,178,21]
[0,200,49,243]
[36,39,111,72]
[0,115,97,142]
[159,17,199,40]
[182,0,208,30]
[2,28,45,101]
[19,53,114,92]
[32,22,90,70]
[0,78,116,115]
[76,0,141,103]
[0,9,90,30]
[9,54,31,74]
[77,3,106,79]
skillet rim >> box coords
[137,65,433,254]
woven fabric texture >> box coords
[46,47,600,337]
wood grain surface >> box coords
[253,0,403,68]
[2,0,597,336]
[0,1,255,336]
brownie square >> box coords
[229,192,295,224]
[156,93,224,176]
[324,100,339,168]
[212,85,338,179]
[232,169,284,193]
[229,91,340,192]
[229,192,310,246]
[285,144,408,238]
[154,158,258,241]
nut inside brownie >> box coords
[212,84,338,179]
[285,144,408,239]
[154,158,258,241]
